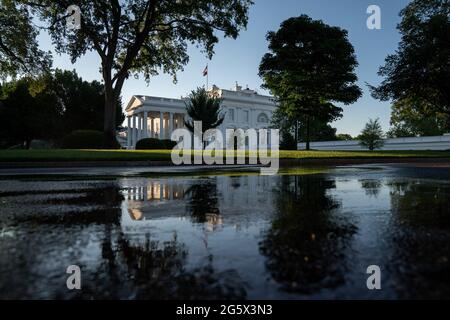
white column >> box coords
[132,115,137,148]
[127,117,131,149]
[138,113,143,141]
[143,111,148,138]
[160,111,164,140]
[169,112,174,139]
[151,117,155,138]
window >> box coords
[228,109,235,121]
[257,113,269,123]
[243,110,249,123]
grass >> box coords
[0,149,450,162]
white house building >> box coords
[124,83,277,149]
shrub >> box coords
[60,130,120,149]
[135,138,164,150]
[135,138,178,150]
[161,139,177,149]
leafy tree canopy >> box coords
[387,98,449,138]
[259,15,361,148]
[371,0,450,118]
[359,118,385,151]
[23,0,253,143]
[0,0,51,78]
[184,87,224,134]
[0,69,124,148]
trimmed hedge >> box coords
[161,139,177,149]
[60,130,121,149]
[136,138,177,150]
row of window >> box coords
[227,109,269,123]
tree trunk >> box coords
[305,116,311,151]
[103,89,117,148]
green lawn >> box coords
[0,149,450,162]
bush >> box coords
[135,138,163,150]
[60,130,120,149]
[161,139,177,149]
[135,138,178,150]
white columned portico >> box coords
[143,111,148,138]
[160,111,164,139]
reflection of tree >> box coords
[388,181,450,228]
[184,179,220,223]
[83,231,246,299]
[260,175,357,294]
[387,180,450,298]
[359,179,383,198]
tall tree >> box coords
[259,15,361,150]
[359,118,384,151]
[0,0,51,78]
[25,0,252,146]
[371,0,450,125]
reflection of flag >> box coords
[202,65,208,76]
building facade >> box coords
[125,84,277,149]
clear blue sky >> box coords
[38,0,411,136]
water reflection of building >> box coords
[121,176,275,230]
[124,180,186,221]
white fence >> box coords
[298,134,450,151]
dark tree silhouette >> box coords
[371,0,450,130]
[259,15,361,149]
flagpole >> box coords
[206,63,209,91]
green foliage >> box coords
[135,138,164,150]
[298,118,337,142]
[359,119,385,151]
[336,134,353,141]
[271,108,338,144]
[60,130,120,149]
[27,0,252,141]
[280,131,297,150]
[387,98,449,138]
[0,69,124,148]
[0,76,60,148]
[0,0,51,78]
[50,69,124,134]
[184,87,225,134]
[135,138,176,150]
[371,0,450,124]
[161,139,177,150]
[259,15,361,149]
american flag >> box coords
[202,65,208,77]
